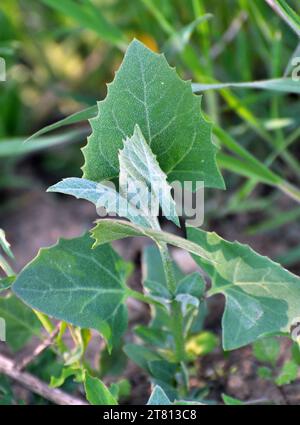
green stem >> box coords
[128,289,164,307]
[33,310,55,334]
[158,243,186,363]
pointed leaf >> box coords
[187,226,300,350]
[147,385,172,405]
[252,337,280,366]
[12,234,129,330]
[0,229,13,259]
[119,125,179,226]
[275,361,298,386]
[91,219,300,350]
[82,39,224,189]
[84,373,118,405]
[91,219,213,264]
[47,177,151,228]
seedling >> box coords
[1,40,300,405]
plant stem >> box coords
[128,289,164,307]
[33,310,55,334]
[158,242,186,363]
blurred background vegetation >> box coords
[1,0,300,268]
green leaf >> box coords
[50,124,179,228]
[291,342,300,365]
[257,366,273,380]
[142,244,183,299]
[82,39,224,190]
[84,373,118,405]
[55,126,177,229]
[176,273,205,298]
[41,0,126,47]
[147,386,172,405]
[134,326,168,347]
[252,337,280,366]
[92,220,300,350]
[266,0,300,37]
[50,365,84,388]
[12,234,130,330]
[0,130,86,158]
[0,276,15,292]
[102,304,128,353]
[24,106,97,143]
[0,294,41,351]
[141,244,182,332]
[222,394,244,405]
[47,177,151,228]
[91,219,213,264]
[100,344,127,377]
[148,360,177,385]
[275,361,298,386]
[187,226,300,350]
[192,78,300,94]
[123,343,162,372]
[0,229,13,259]
[109,379,131,401]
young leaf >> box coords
[275,361,298,386]
[47,177,151,228]
[50,365,84,388]
[50,125,180,229]
[186,331,218,358]
[0,294,41,351]
[257,366,273,380]
[176,273,205,298]
[91,219,213,264]
[187,226,300,350]
[82,39,224,189]
[12,234,130,330]
[142,244,183,331]
[103,304,128,353]
[147,385,172,405]
[84,373,118,405]
[143,244,184,298]
[148,360,177,385]
[134,326,169,348]
[119,125,179,227]
[252,337,280,366]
